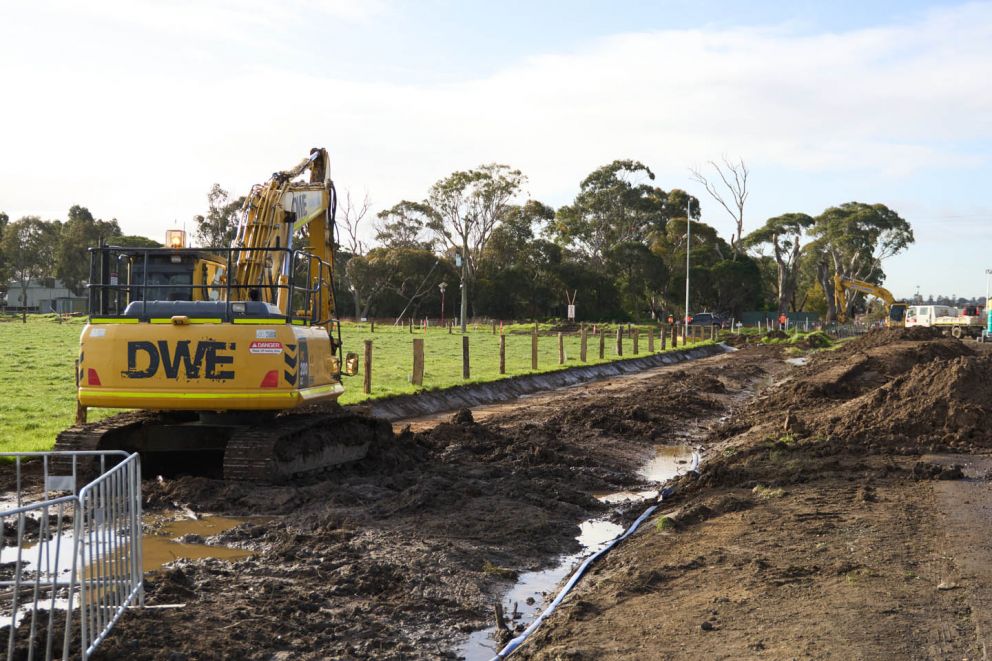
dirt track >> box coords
[8,330,992,659]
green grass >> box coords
[339,322,704,402]
[0,314,711,454]
[759,330,833,348]
[0,314,96,453]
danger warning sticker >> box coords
[249,341,283,355]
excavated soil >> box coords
[57,347,779,661]
[515,329,992,659]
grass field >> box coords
[0,314,705,454]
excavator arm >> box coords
[833,274,906,326]
[232,148,336,329]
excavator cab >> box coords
[888,303,907,326]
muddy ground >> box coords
[519,329,992,660]
[7,329,992,659]
[0,345,780,660]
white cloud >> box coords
[1,0,991,257]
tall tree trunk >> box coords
[816,259,837,323]
[776,262,789,314]
[20,281,27,323]
[459,242,469,332]
[352,291,362,321]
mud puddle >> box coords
[142,514,253,572]
[1,514,253,585]
[596,445,695,503]
[459,444,696,658]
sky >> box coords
[1,0,991,299]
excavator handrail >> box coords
[86,244,333,326]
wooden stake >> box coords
[531,328,538,370]
[615,327,623,356]
[558,332,565,365]
[648,329,654,353]
[671,323,678,349]
[632,328,639,355]
[462,335,470,379]
[499,334,506,374]
[580,326,588,362]
[661,327,667,350]
[412,338,424,386]
[363,340,372,394]
[598,328,605,359]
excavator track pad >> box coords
[54,407,393,483]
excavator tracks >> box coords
[53,409,393,483]
[223,410,393,482]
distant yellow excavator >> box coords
[56,149,390,481]
[833,274,907,326]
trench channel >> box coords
[457,444,697,660]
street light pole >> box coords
[985,269,991,310]
[439,281,447,325]
[685,198,692,324]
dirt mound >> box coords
[792,331,832,349]
[845,326,943,351]
[765,330,789,340]
[781,337,972,402]
[823,354,992,448]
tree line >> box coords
[0,159,914,324]
[332,159,913,325]
[0,206,160,316]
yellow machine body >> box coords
[58,149,377,482]
[77,319,343,411]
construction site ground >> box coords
[6,328,992,659]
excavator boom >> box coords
[833,274,906,326]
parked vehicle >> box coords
[905,304,985,338]
[687,312,726,328]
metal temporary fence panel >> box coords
[2,494,80,661]
[1,451,143,661]
[77,453,144,658]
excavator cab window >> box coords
[132,255,196,301]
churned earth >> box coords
[8,329,990,659]
[519,329,992,660]
[80,345,779,660]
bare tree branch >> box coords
[338,190,372,256]
[690,157,749,257]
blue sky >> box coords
[1,0,991,298]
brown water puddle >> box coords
[593,445,696,503]
[142,515,254,572]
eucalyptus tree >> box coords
[425,164,526,331]
[744,212,813,314]
[809,202,914,321]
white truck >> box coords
[905,304,986,338]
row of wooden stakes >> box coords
[358,323,721,394]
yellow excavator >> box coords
[833,274,907,327]
[55,149,390,481]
